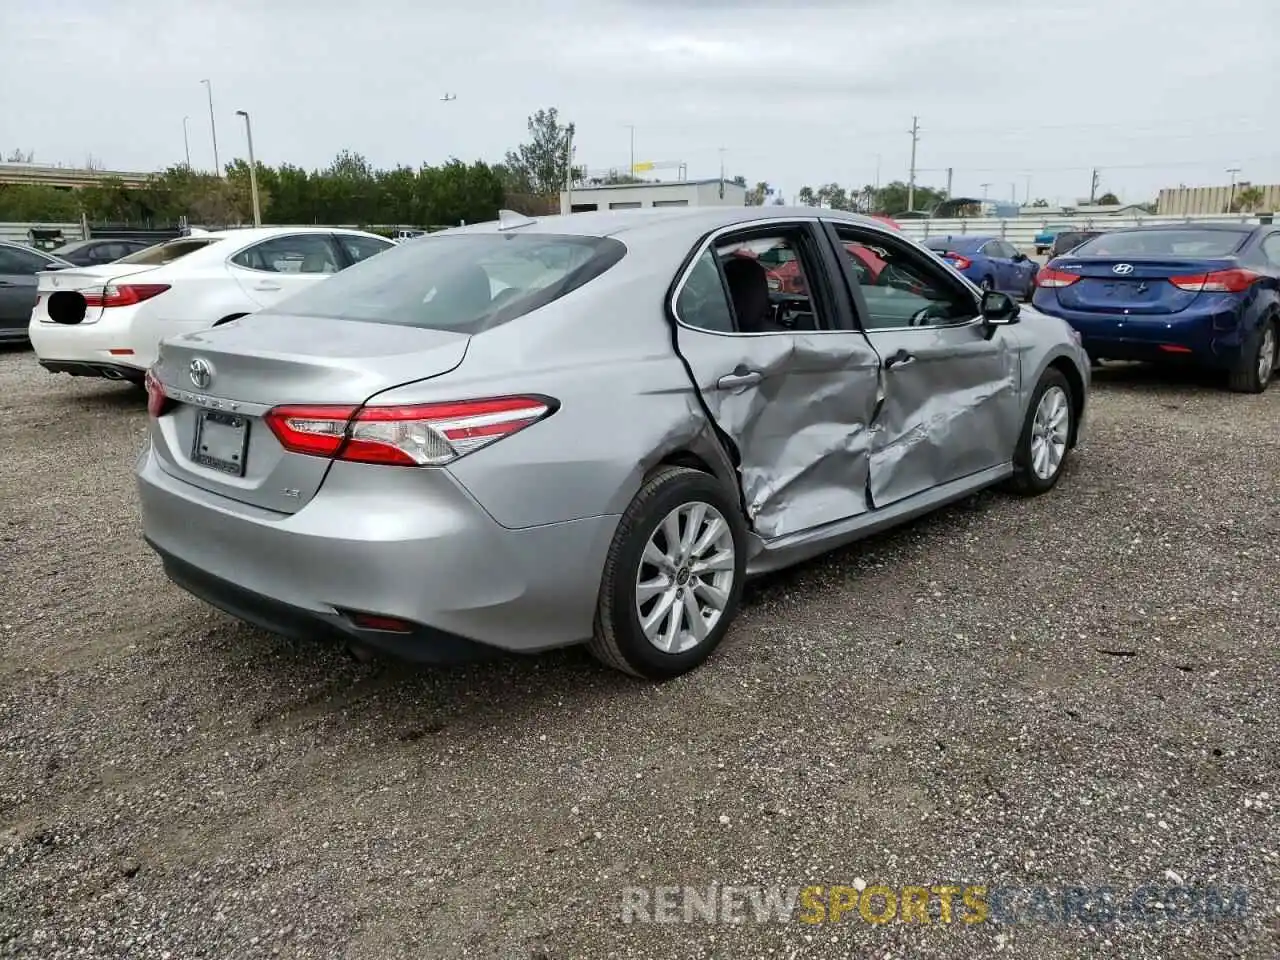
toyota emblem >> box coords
[1112,263,1135,275]
[189,357,214,389]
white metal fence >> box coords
[894,212,1269,248]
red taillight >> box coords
[944,253,972,270]
[1036,267,1080,288]
[264,396,555,466]
[82,283,171,308]
[1159,344,1193,354]
[144,367,171,418]
[1168,269,1260,294]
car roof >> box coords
[433,206,911,246]
[1104,221,1255,232]
[924,235,994,250]
[195,226,384,242]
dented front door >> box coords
[669,229,881,540]
[862,322,1020,507]
[824,220,1022,509]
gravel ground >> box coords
[1,343,1277,960]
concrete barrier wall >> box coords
[1,222,85,246]
[894,212,1268,248]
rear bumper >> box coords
[1029,295,1251,368]
[149,543,494,663]
[39,359,144,382]
[29,307,148,371]
[137,444,620,657]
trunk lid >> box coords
[1051,257,1237,315]
[34,264,162,325]
[148,313,471,513]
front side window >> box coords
[232,235,341,274]
[833,225,976,330]
[256,232,626,334]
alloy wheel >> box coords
[1259,324,1277,383]
[635,501,736,655]
[1030,385,1070,480]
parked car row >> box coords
[14,209,1277,683]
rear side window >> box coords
[115,238,217,265]
[257,232,627,334]
[1073,229,1249,258]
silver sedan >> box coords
[137,207,1090,679]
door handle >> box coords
[884,349,915,370]
[253,282,282,291]
[716,369,763,390]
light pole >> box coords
[235,110,261,226]
[200,79,220,176]
[182,116,191,169]
[625,124,635,176]
[980,182,992,199]
[1227,167,1241,212]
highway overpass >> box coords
[0,162,154,191]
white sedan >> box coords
[29,226,394,384]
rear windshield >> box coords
[114,237,217,265]
[260,232,627,333]
[1071,229,1249,259]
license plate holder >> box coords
[192,409,250,477]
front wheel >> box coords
[980,276,995,293]
[1227,318,1277,394]
[1004,368,1075,496]
[589,466,747,680]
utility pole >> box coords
[182,116,191,169]
[906,115,919,213]
[1023,174,1031,205]
[235,110,261,227]
[875,154,881,191]
[718,147,726,200]
[201,79,220,176]
[564,126,574,213]
[1227,167,1241,211]
[1010,183,1016,203]
[1089,167,1100,203]
[980,182,992,199]
[626,125,635,176]
[945,167,953,198]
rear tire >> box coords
[1226,317,1277,394]
[1004,368,1075,496]
[589,466,747,680]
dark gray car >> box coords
[0,242,72,343]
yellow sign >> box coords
[632,161,656,172]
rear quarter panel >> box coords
[367,241,735,530]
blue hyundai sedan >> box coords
[923,235,1039,300]
[1032,223,1280,393]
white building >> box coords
[560,179,748,215]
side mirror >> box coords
[980,290,1020,329]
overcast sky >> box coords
[3,0,1277,205]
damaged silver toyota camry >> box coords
[137,207,1090,679]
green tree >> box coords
[503,108,574,196]
[745,181,770,205]
[797,186,817,207]
[1096,192,1120,205]
[1232,185,1264,212]
[1030,198,1050,207]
